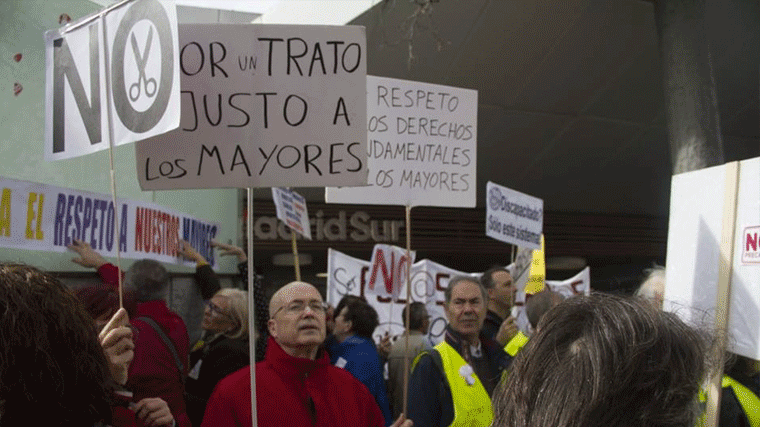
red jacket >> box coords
[201,337,385,427]
[98,264,191,427]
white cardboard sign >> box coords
[271,187,311,240]
[485,181,543,250]
[326,75,477,207]
[136,24,368,190]
[45,0,180,161]
[665,157,760,359]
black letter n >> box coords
[53,24,102,154]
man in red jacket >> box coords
[201,281,413,427]
[69,240,191,427]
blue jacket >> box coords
[330,335,393,426]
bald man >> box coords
[202,282,412,427]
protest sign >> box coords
[665,157,760,360]
[0,176,219,267]
[45,0,180,160]
[326,75,477,208]
[523,235,546,294]
[136,24,368,190]
[272,188,311,239]
[366,244,416,299]
[328,249,461,344]
[485,181,543,250]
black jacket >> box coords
[185,334,249,427]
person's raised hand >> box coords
[132,397,174,426]
[496,315,519,346]
[67,239,107,269]
[178,239,206,264]
[390,413,413,427]
[210,240,247,262]
[99,307,134,385]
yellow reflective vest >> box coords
[504,332,530,357]
[698,375,760,427]
[435,341,494,427]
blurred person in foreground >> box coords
[491,292,709,427]
[0,263,150,426]
[201,281,412,427]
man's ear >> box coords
[268,318,277,338]
[346,319,353,333]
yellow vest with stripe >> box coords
[697,375,760,427]
[434,341,494,427]
[504,332,529,357]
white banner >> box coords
[666,157,760,359]
[45,0,180,160]
[328,249,466,345]
[485,181,543,250]
[0,176,219,267]
[327,249,588,344]
[326,75,477,208]
[272,188,311,239]
[136,24,368,190]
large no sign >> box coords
[44,0,180,160]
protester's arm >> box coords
[98,308,134,385]
[133,397,175,427]
[68,239,120,286]
[211,240,247,263]
[178,239,220,300]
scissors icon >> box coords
[129,27,157,102]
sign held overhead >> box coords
[136,24,368,190]
[272,188,311,240]
[44,0,180,160]
[326,75,477,208]
[485,181,543,250]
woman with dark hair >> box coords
[491,292,709,427]
[0,263,128,426]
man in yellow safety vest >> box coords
[407,276,512,427]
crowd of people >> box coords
[0,242,756,427]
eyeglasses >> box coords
[273,301,329,317]
[207,301,233,319]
